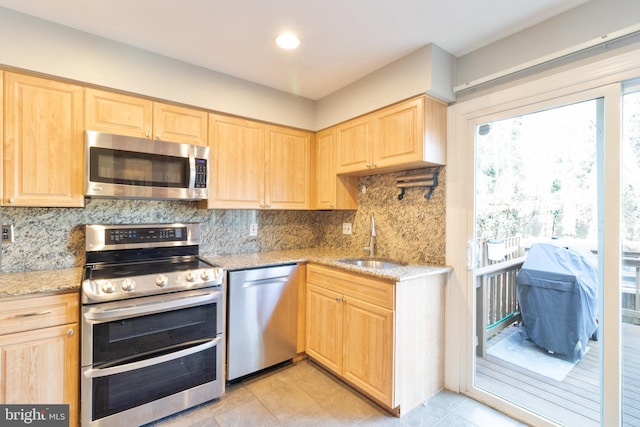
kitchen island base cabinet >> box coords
[305,264,445,417]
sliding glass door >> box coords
[445,81,623,426]
[621,81,640,426]
[472,98,603,426]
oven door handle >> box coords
[83,290,221,322]
[83,336,221,379]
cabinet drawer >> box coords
[0,293,78,335]
[307,264,394,310]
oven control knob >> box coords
[102,281,116,294]
[155,274,169,288]
[122,278,136,292]
[200,269,212,281]
[185,271,197,282]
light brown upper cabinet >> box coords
[3,72,85,207]
[85,88,208,146]
[314,128,357,210]
[152,102,208,146]
[206,114,265,209]
[205,114,312,210]
[265,124,312,210]
[335,114,373,174]
[0,71,3,202]
[336,95,446,175]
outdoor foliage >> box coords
[475,100,598,242]
[476,91,640,244]
[623,91,640,242]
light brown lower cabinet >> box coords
[305,263,445,416]
[0,293,79,427]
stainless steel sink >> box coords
[338,258,405,269]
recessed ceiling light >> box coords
[275,32,300,50]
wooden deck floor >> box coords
[476,322,640,426]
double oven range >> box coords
[80,223,224,427]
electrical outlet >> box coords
[2,224,14,244]
[342,223,352,235]
[249,223,258,237]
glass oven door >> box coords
[84,336,222,426]
[81,289,223,426]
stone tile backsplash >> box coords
[319,167,446,266]
[0,167,445,272]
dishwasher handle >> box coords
[241,276,290,288]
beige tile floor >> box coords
[152,360,528,427]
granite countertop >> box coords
[0,249,451,299]
[204,247,451,282]
[0,267,83,299]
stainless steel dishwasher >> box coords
[227,264,298,380]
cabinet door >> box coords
[314,128,337,209]
[206,113,265,209]
[85,88,153,138]
[0,323,79,427]
[342,297,394,407]
[265,125,311,209]
[373,96,424,168]
[306,284,343,375]
[0,71,3,201]
[4,73,84,207]
[336,115,373,174]
[152,102,208,146]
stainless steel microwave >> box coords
[85,130,209,200]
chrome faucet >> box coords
[364,213,376,257]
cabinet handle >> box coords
[366,163,371,168]
[372,162,377,167]
[146,132,151,138]
[342,298,347,303]
[156,134,161,140]
[13,310,52,318]
[67,328,74,336]
[7,198,14,204]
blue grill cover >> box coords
[516,243,598,362]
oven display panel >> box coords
[106,227,187,245]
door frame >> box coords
[445,45,640,425]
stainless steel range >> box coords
[80,223,224,427]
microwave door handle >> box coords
[188,151,196,193]
[83,336,220,379]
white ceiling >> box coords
[0,0,589,100]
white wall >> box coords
[0,5,456,132]
[0,7,316,130]
[456,0,640,90]
[315,44,456,130]
[4,1,637,131]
